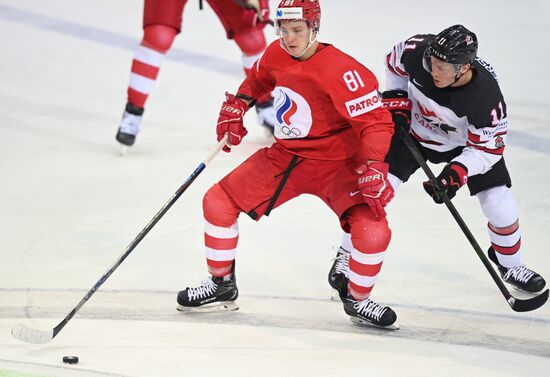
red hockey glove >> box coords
[239,0,270,26]
[217,92,249,152]
[382,90,412,129]
[423,162,468,204]
[356,161,395,219]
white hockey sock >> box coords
[477,186,521,268]
[488,223,521,268]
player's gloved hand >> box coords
[239,0,270,26]
[423,162,468,203]
[356,161,394,218]
[382,90,412,129]
[217,92,249,152]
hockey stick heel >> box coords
[509,289,549,312]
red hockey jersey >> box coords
[238,41,394,162]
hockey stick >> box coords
[11,135,230,344]
[396,125,549,312]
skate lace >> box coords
[187,278,217,300]
[332,247,350,276]
[504,265,535,284]
[354,298,387,321]
[120,113,141,135]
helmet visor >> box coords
[423,47,462,75]
[422,47,433,73]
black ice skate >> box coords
[255,98,275,134]
[116,103,144,149]
[342,296,398,330]
[176,275,239,313]
[328,246,350,299]
[488,247,546,293]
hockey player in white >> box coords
[329,25,546,299]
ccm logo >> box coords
[383,100,410,108]
[346,90,381,117]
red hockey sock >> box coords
[126,25,177,108]
[203,184,242,277]
[344,206,391,300]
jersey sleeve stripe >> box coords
[386,52,408,78]
[394,64,408,77]
[467,130,483,144]
[385,54,400,76]
[466,142,505,155]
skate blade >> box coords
[119,145,128,156]
[349,316,400,330]
[176,301,239,313]
[511,285,545,295]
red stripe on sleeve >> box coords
[466,142,505,155]
[467,130,482,144]
[386,54,400,76]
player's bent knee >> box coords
[346,205,391,252]
[234,29,267,56]
[143,24,178,52]
[477,186,518,227]
[203,184,241,227]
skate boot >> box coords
[176,274,239,312]
[328,246,350,299]
[488,247,546,293]
[116,103,144,147]
[255,98,275,134]
[342,296,398,330]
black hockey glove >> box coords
[382,90,412,129]
[423,162,468,204]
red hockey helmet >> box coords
[276,0,321,31]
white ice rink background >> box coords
[1,1,549,376]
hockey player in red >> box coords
[176,0,399,329]
[116,0,274,149]
[329,25,546,300]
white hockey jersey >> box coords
[385,34,507,176]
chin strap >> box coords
[445,64,471,88]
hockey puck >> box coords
[62,356,79,365]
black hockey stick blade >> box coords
[508,288,549,312]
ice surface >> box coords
[1,1,549,376]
